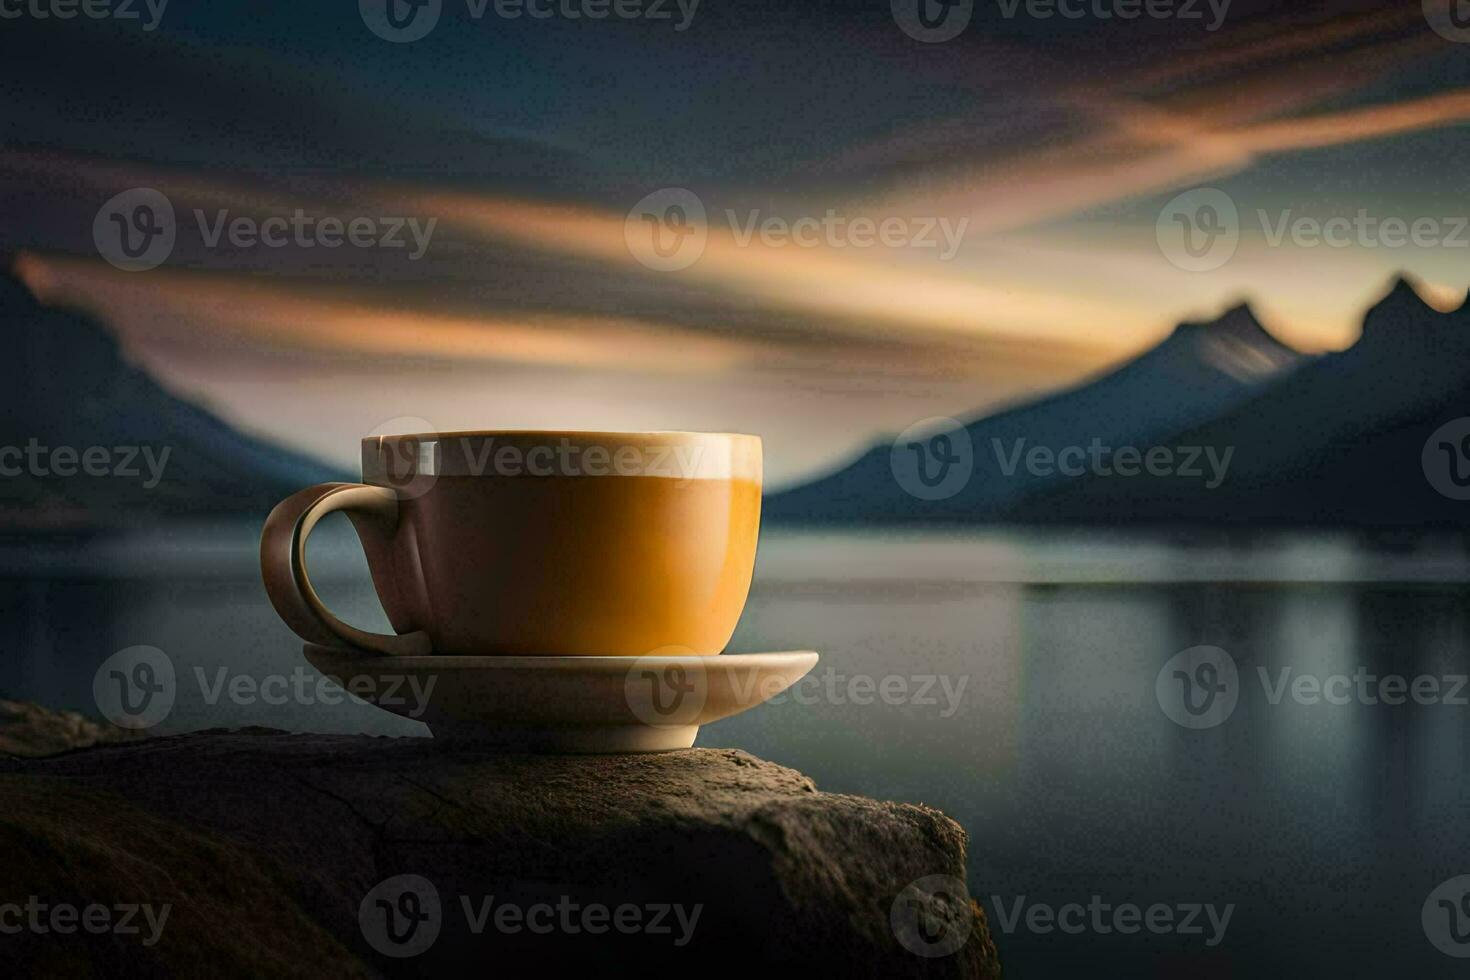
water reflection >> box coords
[2,526,1469,975]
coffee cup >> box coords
[260,430,761,656]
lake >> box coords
[4,523,1469,977]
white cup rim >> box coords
[361,430,761,482]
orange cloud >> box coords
[14,254,752,373]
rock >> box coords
[0,730,1000,978]
[0,699,142,757]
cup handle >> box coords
[260,483,432,656]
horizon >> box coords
[4,251,1460,486]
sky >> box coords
[4,0,1470,484]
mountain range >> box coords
[0,265,345,529]
[766,277,1470,528]
[5,261,1467,530]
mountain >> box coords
[0,264,347,529]
[1006,277,1470,527]
[764,301,1305,524]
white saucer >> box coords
[302,644,819,753]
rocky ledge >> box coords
[0,698,141,757]
[0,727,999,977]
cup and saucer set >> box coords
[260,430,817,752]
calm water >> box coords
[4,524,1470,977]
